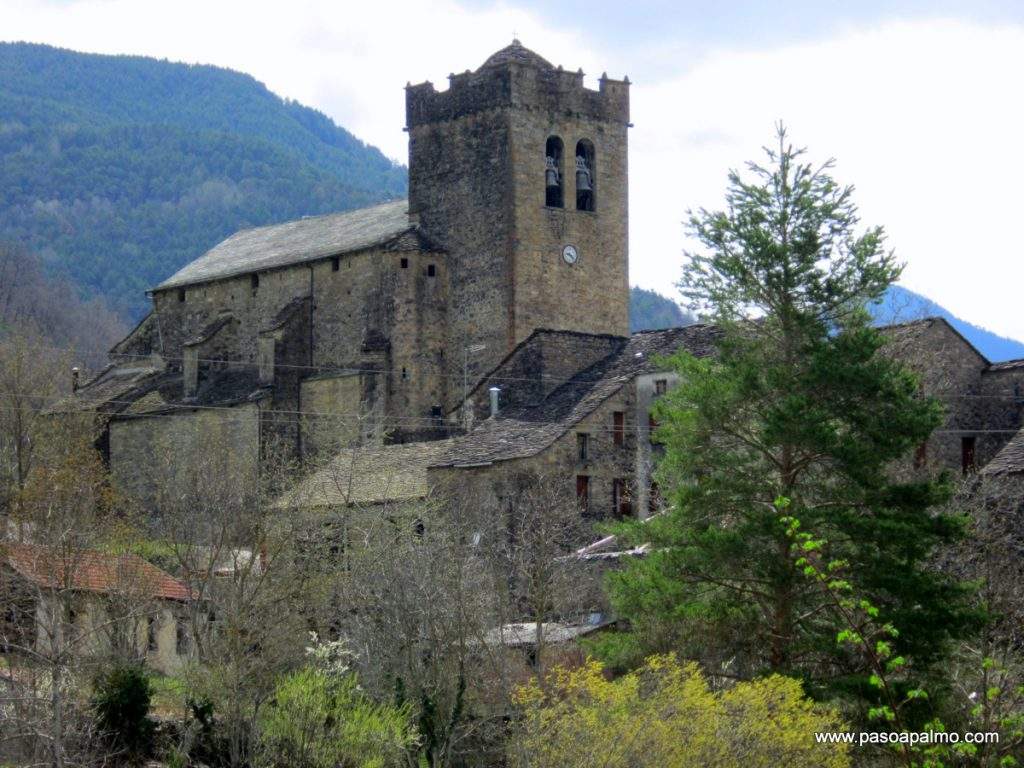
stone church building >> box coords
[60,41,1024,518]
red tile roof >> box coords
[1,542,191,602]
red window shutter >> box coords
[576,475,590,513]
[613,411,625,446]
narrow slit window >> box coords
[250,273,260,293]
[427,264,436,277]
[177,288,186,303]
[545,136,564,208]
[654,379,667,395]
[575,139,595,211]
[613,479,632,518]
[914,441,927,469]
[577,432,590,461]
[613,411,625,446]
[401,257,409,269]
[176,620,189,656]
[576,475,590,515]
[331,256,340,272]
[961,436,976,474]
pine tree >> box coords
[602,125,976,700]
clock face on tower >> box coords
[562,244,579,265]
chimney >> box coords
[71,367,80,392]
[489,386,501,418]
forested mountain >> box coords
[0,243,126,368]
[0,42,406,317]
[629,287,695,331]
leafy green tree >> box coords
[602,125,976,701]
[258,635,416,768]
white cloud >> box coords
[630,19,1024,339]
[3,4,1023,338]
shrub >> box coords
[91,663,155,763]
[258,667,417,768]
[509,654,850,768]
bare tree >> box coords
[0,242,126,371]
[149,434,329,768]
[0,322,73,520]
[487,471,593,682]
[0,420,154,768]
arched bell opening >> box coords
[545,136,564,208]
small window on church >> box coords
[575,139,595,212]
[177,288,186,303]
[545,136,564,208]
[401,257,409,269]
[331,256,340,272]
[251,273,260,294]
[427,264,436,277]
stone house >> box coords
[286,325,718,525]
[0,542,193,675]
[883,317,1024,475]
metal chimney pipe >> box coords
[488,386,500,418]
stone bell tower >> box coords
[405,40,630,401]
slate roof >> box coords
[155,200,413,290]
[432,325,719,467]
[982,429,1024,476]
[51,360,268,418]
[1,542,191,601]
[278,439,458,508]
[485,619,613,648]
[44,362,172,415]
[479,39,554,71]
[986,358,1024,372]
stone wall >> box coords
[634,370,679,515]
[109,403,261,508]
[299,373,366,459]
[887,319,1001,474]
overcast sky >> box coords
[4,0,1023,338]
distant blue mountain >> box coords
[871,285,1024,363]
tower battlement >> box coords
[405,42,629,128]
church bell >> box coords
[575,156,592,192]
[545,156,560,188]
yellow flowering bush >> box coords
[509,654,849,768]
